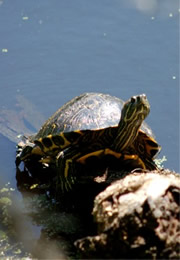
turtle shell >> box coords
[16,92,160,192]
[32,93,154,141]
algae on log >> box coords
[75,170,180,259]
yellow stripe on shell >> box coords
[77,148,146,169]
[123,154,146,169]
[38,133,71,153]
[77,148,123,164]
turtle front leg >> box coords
[55,147,81,192]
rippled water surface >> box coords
[0,0,179,183]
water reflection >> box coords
[123,0,179,16]
[0,183,68,258]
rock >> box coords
[75,170,180,259]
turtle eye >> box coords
[137,96,141,102]
[131,96,136,103]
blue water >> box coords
[0,0,179,183]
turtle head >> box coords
[114,94,150,151]
[121,94,150,125]
[16,144,43,166]
[16,145,34,166]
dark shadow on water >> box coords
[0,134,17,188]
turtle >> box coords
[16,93,161,191]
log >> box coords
[75,170,180,259]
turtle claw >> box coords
[57,175,76,193]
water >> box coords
[0,0,179,177]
